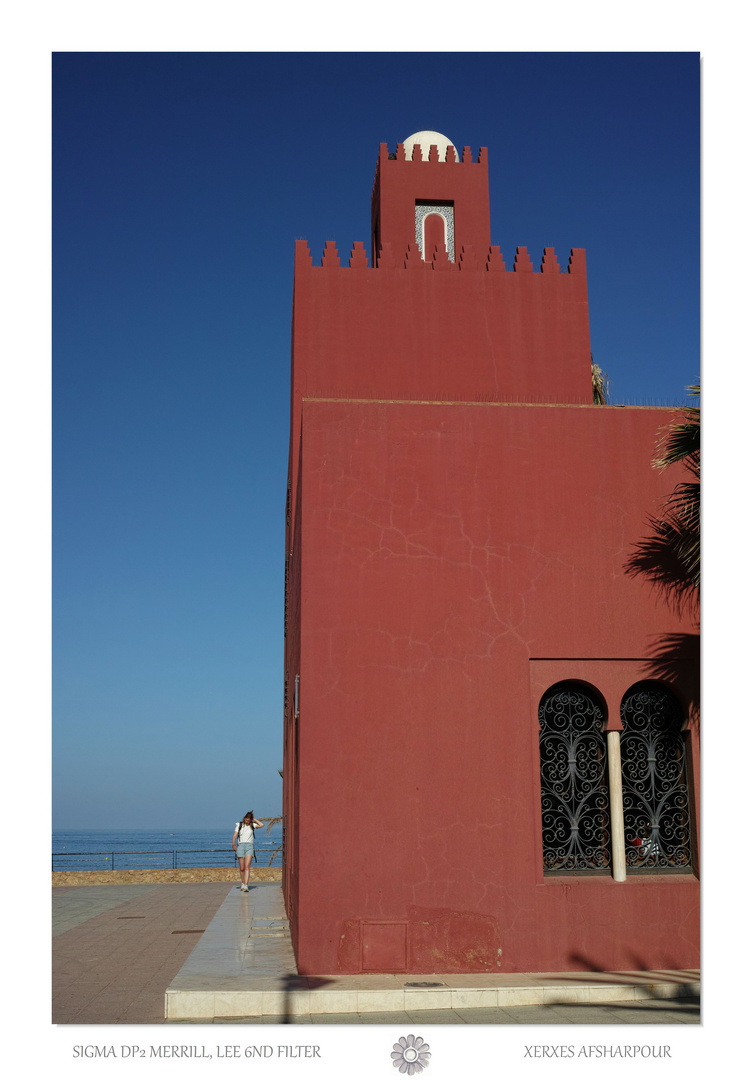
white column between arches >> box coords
[607,730,627,882]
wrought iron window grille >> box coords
[539,679,694,877]
[539,683,611,873]
[620,682,692,872]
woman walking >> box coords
[232,811,263,892]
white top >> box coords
[402,130,459,162]
[235,822,256,843]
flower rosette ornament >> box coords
[391,1034,431,1075]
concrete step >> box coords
[165,884,700,1021]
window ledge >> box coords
[539,873,698,886]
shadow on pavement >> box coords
[280,974,335,1024]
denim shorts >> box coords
[236,842,255,860]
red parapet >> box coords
[514,246,533,272]
[540,247,561,274]
[349,241,369,269]
[295,239,313,267]
[377,242,395,269]
[321,241,341,268]
[458,246,480,271]
[299,238,583,278]
[404,243,426,270]
[486,245,506,272]
[432,244,453,270]
[380,141,486,168]
[568,248,587,275]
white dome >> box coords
[403,130,459,162]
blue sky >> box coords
[52,52,699,829]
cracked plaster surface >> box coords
[304,404,692,683]
[294,403,698,970]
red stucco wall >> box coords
[287,401,699,974]
[287,244,592,536]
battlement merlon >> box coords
[376,142,488,166]
[294,239,313,268]
[294,239,587,279]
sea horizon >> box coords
[52,825,284,871]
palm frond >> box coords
[653,384,700,470]
[625,380,700,612]
[591,361,609,405]
[653,422,699,470]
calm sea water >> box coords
[52,826,284,871]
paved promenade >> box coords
[53,882,699,1025]
[53,882,231,1024]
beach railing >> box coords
[52,842,283,872]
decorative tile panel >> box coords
[415,204,455,261]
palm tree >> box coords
[626,384,700,613]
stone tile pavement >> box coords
[53,882,231,1024]
[53,884,162,937]
[168,996,700,1024]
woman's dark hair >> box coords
[242,810,255,823]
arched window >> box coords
[539,682,611,872]
[414,201,455,261]
[620,682,692,870]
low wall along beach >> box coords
[52,867,282,887]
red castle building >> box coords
[282,131,700,976]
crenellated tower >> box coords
[283,131,596,948]
[371,130,491,265]
[287,132,592,510]
[278,134,700,981]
